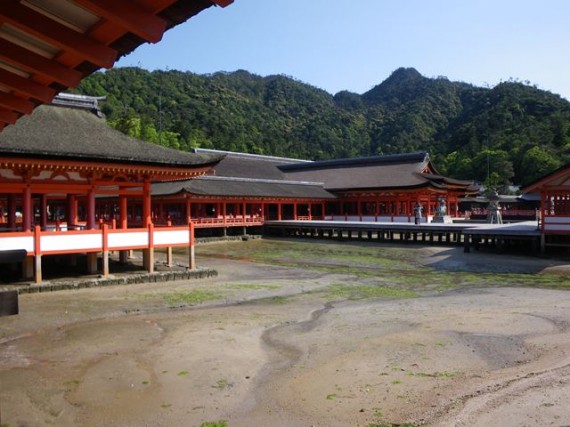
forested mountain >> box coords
[77,67,570,187]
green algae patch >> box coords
[162,290,222,306]
[317,284,418,300]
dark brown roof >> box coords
[153,176,337,199]
[279,152,478,193]
[0,103,222,168]
[279,152,434,191]
[193,149,309,180]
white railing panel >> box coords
[108,231,148,249]
[154,229,189,246]
[392,216,412,223]
[545,224,570,231]
[41,233,101,253]
[544,216,570,224]
[0,235,34,253]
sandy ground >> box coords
[1,240,570,427]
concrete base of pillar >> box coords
[143,248,154,273]
[119,250,129,264]
[86,253,98,275]
[22,257,34,281]
[166,247,173,267]
[102,250,109,277]
[189,245,196,270]
[34,255,42,284]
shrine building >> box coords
[0,94,221,283]
[0,94,482,285]
[522,162,570,249]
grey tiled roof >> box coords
[194,149,307,180]
[279,153,431,190]
[153,176,336,199]
[0,104,222,168]
[279,152,477,192]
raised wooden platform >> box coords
[264,220,542,253]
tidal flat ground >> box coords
[1,238,570,427]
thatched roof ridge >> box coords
[0,104,222,168]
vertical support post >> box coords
[166,220,173,267]
[67,194,77,230]
[33,225,41,283]
[86,253,98,274]
[186,196,192,224]
[102,224,109,277]
[278,202,282,221]
[40,194,48,230]
[22,185,32,231]
[119,195,128,229]
[119,194,129,264]
[8,193,17,230]
[143,223,154,273]
[189,222,196,270]
[23,256,34,281]
[143,180,152,227]
[86,187,96,230]
[293,202,298,220]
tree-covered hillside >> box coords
[77,67,570,187]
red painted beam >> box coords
[0,107,20,124]
[0,68,56,103]
[0,92,35,114]
[73,0,167,43]
[211,0,234,7]
[0,38,82,87]
[0,1,118,68]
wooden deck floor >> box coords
[264,220,542,252]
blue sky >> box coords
[117,0,570,99]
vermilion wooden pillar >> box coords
[142,180,153,273]
[86,187,96,229]
[8,194,17,230]
[85,187,97,274]
[39,194,48,229]
[143,180,152,226]
[119,194,129,263]
[119,195,128,229]
[186,196,191,224]
[22,185,32,231]
[189,222,196,270]
[67,194,77,230]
